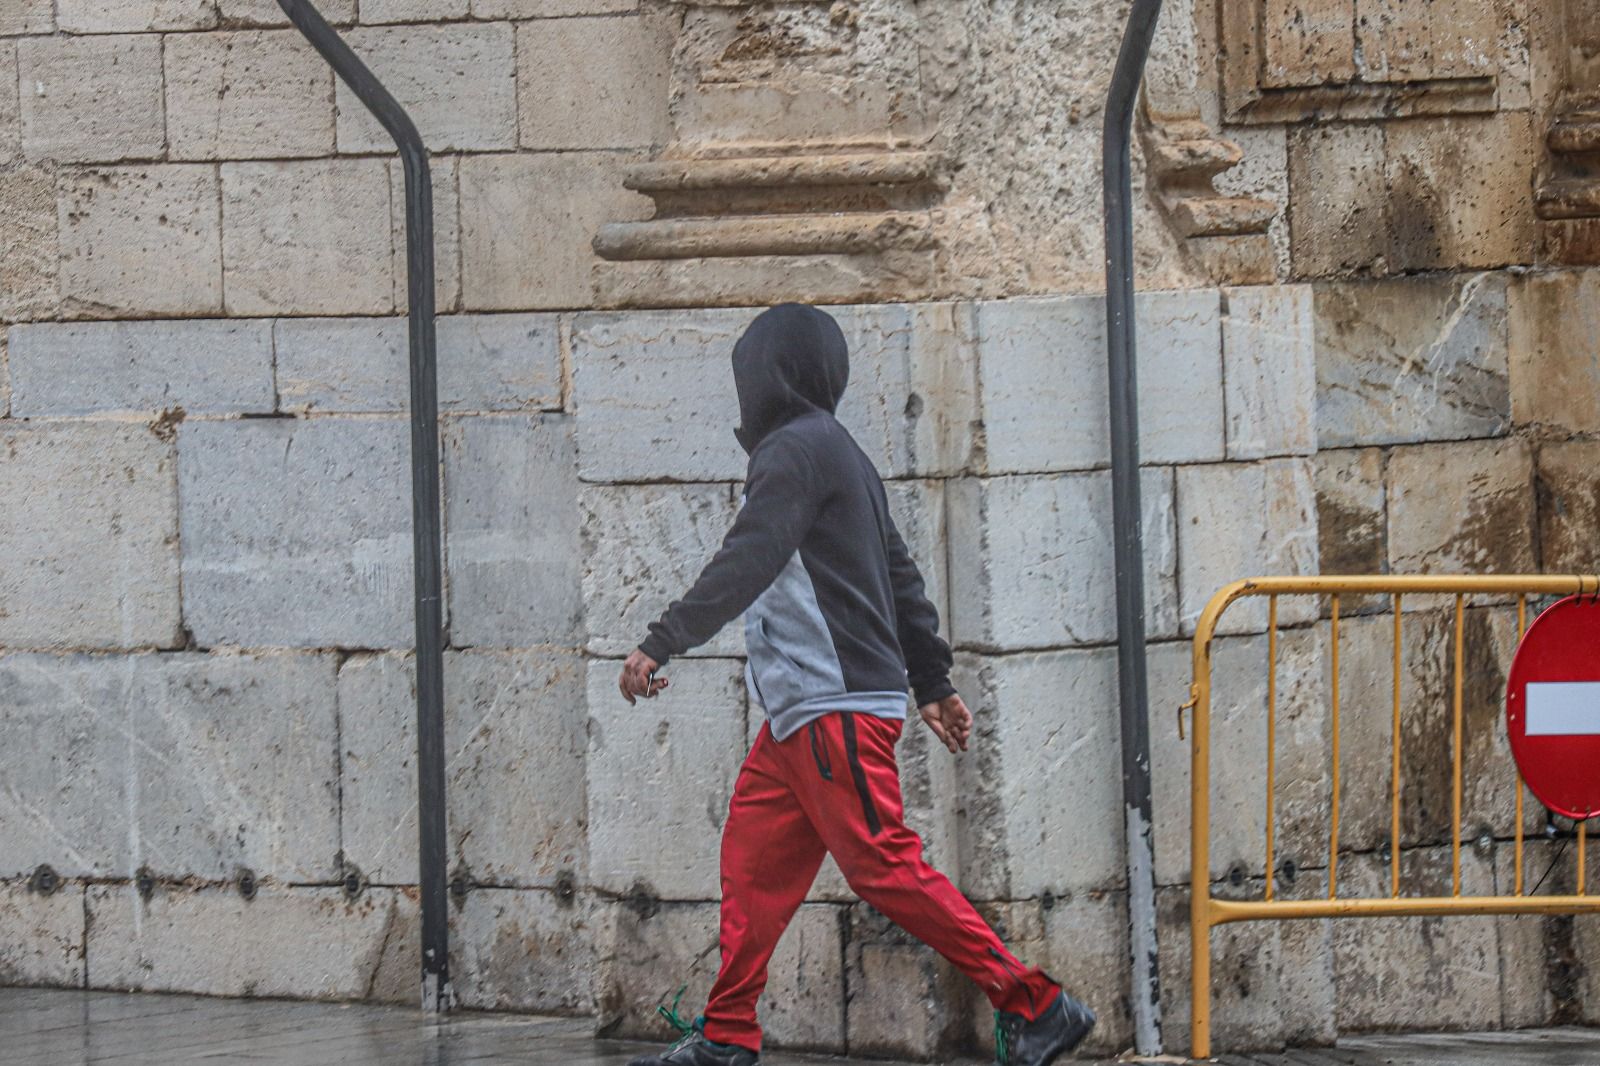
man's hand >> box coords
[919,693,972,754]
[618,649,667,705]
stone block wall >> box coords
[1,1,1597,1059]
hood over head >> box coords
[731,303,850,453]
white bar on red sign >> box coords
[1526,682,1600,736]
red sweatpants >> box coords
[701,712,1059,1052]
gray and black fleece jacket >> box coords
[637,303,956,742]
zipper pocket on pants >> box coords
[808,722,833,780]
[841,715,884,836]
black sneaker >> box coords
[993,988,1096,1066]
[626,1022,758,1066]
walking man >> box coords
[617,304,1096,1066]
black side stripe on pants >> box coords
[840,715,883,836]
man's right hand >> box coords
[919,693,973,753]
[619,648,668,705]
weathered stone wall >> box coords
[2,0,1598,1060]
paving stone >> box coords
[178,418,413,648]
[0,883,84,988]
[951,648,1123,900]
[18,34,163,163]
[0,422,179,650]
[275,312,563,414]
[339,649,588,888]
[1536,439,1600,574]
[451,888,594,1014]
[1149,629,1328,889]
[57,0,215,31]
[360,0,469,21]
[0,650,340,882]
[8,319,274,416]
[517,14,672,150]
[846,901,965,1059]
[222,159,393,316]
[0,0,53,34]
[1508,269,1600,435]
[459,151,650,312]
[1331,847,1502,1031]
[337,24,516,153]
[444,415,584,648]
[1157,876,1336,1054]
[584,657,746,898]
[0,166,59,321]
[1175,457,1319,637]
[1313,273,1511,448]
[217,0,356,24]
[86,884,416,1000]
[60,166,224,317]
[1222,284,1316,460]
[1288,123,1388,277]
[973,290,1225,474]
[1313,447,1387,613]
[390,155,461,313]
[572,304,975,483]
[579,482,742,658]
[947,467,1177,651]
[1386,437,1534,576]
[164,29,335,160]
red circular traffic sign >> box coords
[1506,595,1600,820]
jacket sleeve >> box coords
[637,436,821,664]
[885,512,956,706]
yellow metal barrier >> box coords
[1188,574,1600,1060]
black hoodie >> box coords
[638,304,956,741]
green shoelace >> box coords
[658,986,699,1050]
[993,1010,1020,1065]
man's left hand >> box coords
[619,649,667,705]
[919,693,972,753]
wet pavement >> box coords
[2,987,1597,1066]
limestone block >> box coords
[459,151,651,311]
[217,0,355,24]
[475,0,635,15]
[884,479,949,633]
[1175,458,1319,636]
[0,0,52,34]
[0,422,179,650]
[59,166,224,317]
[0,166,57,321]
[1313,273,1510,448]
[762,902,846,1050]
[947,467,1178,651]
[971,893,1136,1058]
[1382,113,1536,274]
[952,648,1123,899]
[889,700,960,885]
[178,418,413,648]
[0,41,18,163]
[221,159,392,316]
[593,900,720,1041]
[1492,839,1562,1028]
[974,290,1225,473]
[1331,847,1502,1031]
[164,30,334,160]
[361,0,468,21]
[517,14,672,150]
[1149,630,1328,888]
[1508,269,1600,434]
[451,888,594,1014]
[584,657,746,898]
[0,651,341,882]
[9,319,273,416]
[578,482,742,657]
[337,24,516,153]
[86,884,416,1000]
[1537,439,1600,574]
[1386,437,1534,575]
[1287,123,1387,276]
[1157,878,1336,1053]
[444,415,584,647]
[18,35,163,163]
[339,649,587,887]
[1313,447,1386,612]
[846,902,965,1059]
[57,1,214,31]
[1213,125,1290,277]
[390,155,461,312]
[1222,284,1315,459]
[0,883,84,988]
[275,312,563,414]
[572,304,975,483]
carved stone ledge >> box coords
[1536,108,1600,223]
